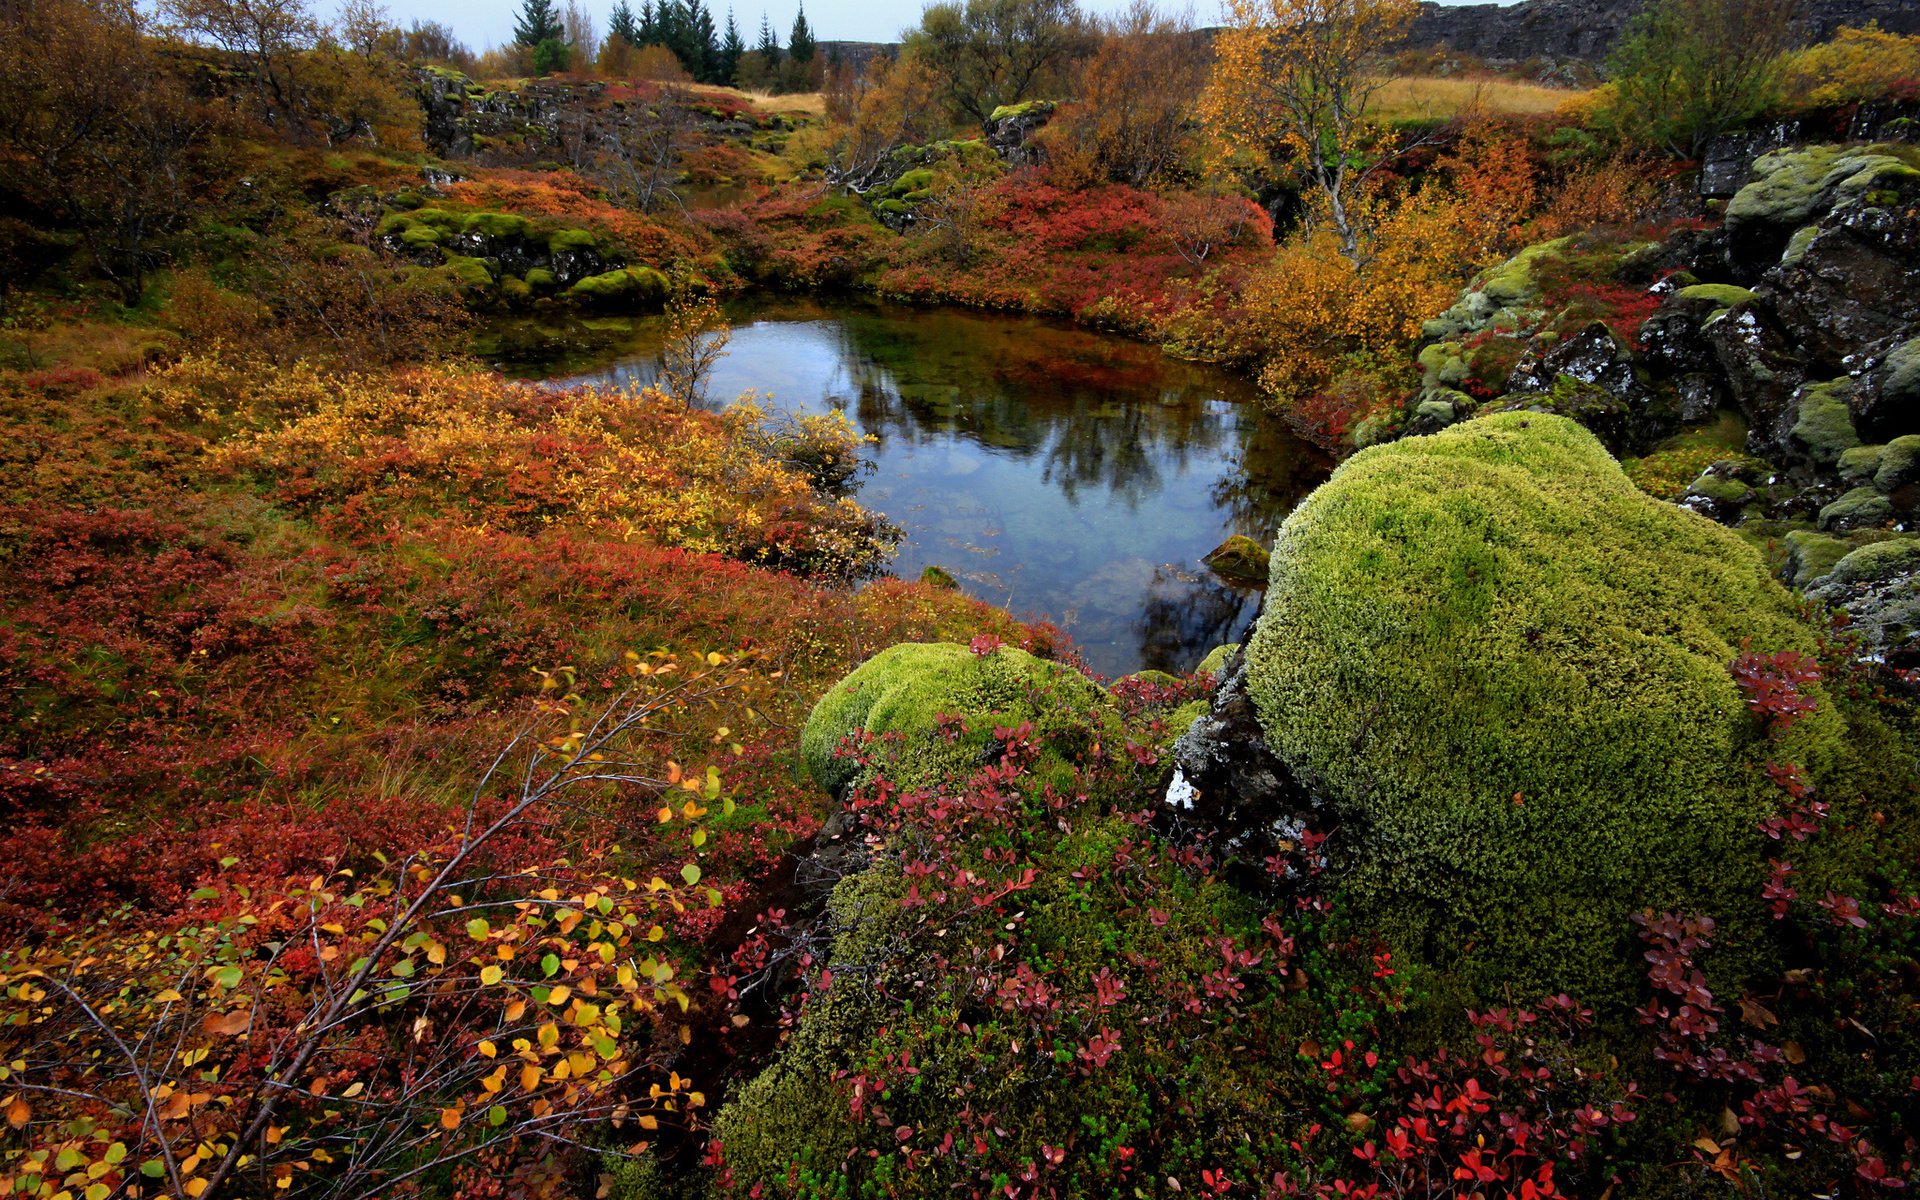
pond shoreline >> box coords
[479,296,1331,677]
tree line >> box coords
[512,0,822,90]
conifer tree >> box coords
[718,9,745,81]
[513,0,563,46]
[690,0,719,79]
[608,0,638,44]
[755,10,779,63]
[787,0,813,62]
[638,0,658,42]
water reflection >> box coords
[482,296,1329,678]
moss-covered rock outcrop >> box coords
[800,641,1112,796]
[1242,411,1842,1002]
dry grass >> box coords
[701,85,826,116]
[1368,75,1589,122]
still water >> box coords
[483,296,1329,679]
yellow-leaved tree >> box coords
[1198,0,1421,267]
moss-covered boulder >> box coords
[1726,145,1920,267]
[568,266,670,305]
[1783,528,1853,588]
[800,642,1112,796]
[1820,486,1895,532]
[1242,411,1842,1002]
[1789,378,1862,467]
[1203,534,1270,583]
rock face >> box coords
[1198,412,1842,1002]
[1403,0,1920,65]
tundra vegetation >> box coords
[3,0,1920,1196]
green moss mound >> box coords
[800,642,1111,796]
[568,266,669,304]
[1243,411,1840,1002]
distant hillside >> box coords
[1405,0,1920,63]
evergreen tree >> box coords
[755,10,779,63]
[608,0,638,44]
[690,0,720,80]
[513,0,563,46]
[787,0,813,62]
[637,0,658,43]
[718,9,745,81]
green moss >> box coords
[1783,529,1853,588]
[406,207,463,234]
[500,275,532,301]
[1203,534,1270,583]
[461,211,532,239]
[1827,537,1920,587]
[1727,145,1920,244]
[1840,443,1886,485]
[1781,224,1820,267]
[1675,283,1756,310]
[398,225,443,249]
[918,564,958,589]
[986,99,1051,123]
[874,198,911,217]
[442,254,495,289]
[708,865,915,1189]
[547,228,597,254]
[1790,379,1861,466]
[522,267,557,289]
[1417,341,1469,389]
[1684,472,1755,505]
[1243,411,1843,1004]
[1479,236,1573,306]
[1874,434,1920,493]
[1197,643,1239,678]
[1819,486,1895,532]
[1883,337,1920,411]
[887,168,934,196]
[567,266,670,304]
[799,642,1113,796]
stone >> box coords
[1203,534,1271,584]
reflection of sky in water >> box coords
[489,297,1328,679]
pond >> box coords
[481,296,1330,679]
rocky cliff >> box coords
[1405,0,1920,64]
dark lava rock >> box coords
[1170,644,1320,877]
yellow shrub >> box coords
[1778,25,1920,107]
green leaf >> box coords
[391,959,415,978]
[140,1161,166,1180]
[488,1104,507,1126]
[212,965,244,989]
[467,918,491,941]
[680,864,701,886]
[104,1143,127,1166]
[541,953,560,978]
[218,856,239,869]
[189,888,220,901]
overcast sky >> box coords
[342,0,1472,58]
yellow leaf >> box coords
[440,1107,461,1131]
[547,985,572,1006]
[5,1096,28,1128]
[521,1064,543,1091]
[478,1040,497,1058]
[638,1115,658,1130]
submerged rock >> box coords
[1202,534,1271,584]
